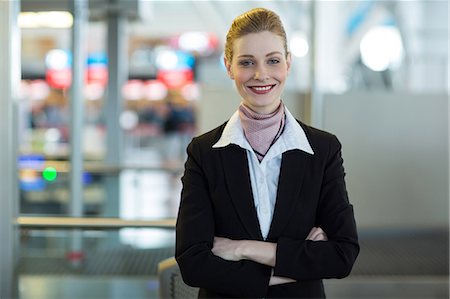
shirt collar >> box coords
[213,107,314,156]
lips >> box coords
[248,84,276,94]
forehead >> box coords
[233,31,285,57]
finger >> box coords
[311,227,324,239]
[306,227,318,240]
[307,227,321,240]
[314,232,327,241]
[308,227,328,241]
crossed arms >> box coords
[212,227,328,285]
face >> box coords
[225,31,291,114]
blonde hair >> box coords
[225,8,288,63]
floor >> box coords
[16,229,449,299]
[18,275,449,299]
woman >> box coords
[175,7,359,298]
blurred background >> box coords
[0,0,448,298]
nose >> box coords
[254,67,269,81]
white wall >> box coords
[323,92,448,229]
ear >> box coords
[286,52,292,73]
[224,56,235,80]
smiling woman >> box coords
[225,31,291,114]
[175,7,359,298]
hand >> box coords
[269,275,296,286]
[269,228,327,287]
[269,269,295,286]
[306,227,328,241]
[211,236,242,261]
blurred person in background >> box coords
[176,7,359,298]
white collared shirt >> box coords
[213,107,314,239]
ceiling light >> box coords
[19,11,73,29]
[290,32,309,58]
[360,25,404,72]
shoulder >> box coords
[188,122,227,152]
[296,120,341,154]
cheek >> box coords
[274,68,289,81]
[234,70,253,84]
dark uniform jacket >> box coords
[175,120,359,298]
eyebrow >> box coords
[237,51,283,58]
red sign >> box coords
[86,66,108,86]
[45,68,72,89]
[157,69,193,89]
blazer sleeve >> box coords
[175,138,272,297]
[273,134,359,281]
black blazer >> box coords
[175,120,359,298]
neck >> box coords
[242,100,282,116]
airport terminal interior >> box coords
[0,0,449,298]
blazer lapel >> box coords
[268,150,311,239]
[220,145,263,240]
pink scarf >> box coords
[239,103,286,161]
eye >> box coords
[238,60,254,67]
[268,58,280,65]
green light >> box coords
[42,167,57,181]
